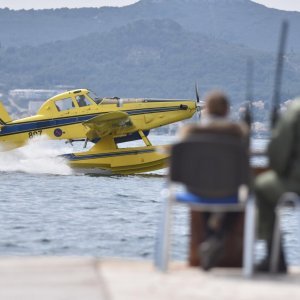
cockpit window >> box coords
[55,98,75,111]
[76,95,92,107]
[87,91,102,104]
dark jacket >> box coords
[268,100,300,185]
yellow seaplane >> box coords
[0,89,198,174]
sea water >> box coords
[0,135,189,260]
[0,135,299,265]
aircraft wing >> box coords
[82,111,135,140]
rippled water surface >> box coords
[0,136,299,265]
[0,135,190,259]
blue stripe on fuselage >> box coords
[0,105,185,136]
[0,114,97,136]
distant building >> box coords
[8,89,64,116]
[252,100,265,109]
[9,89,63,107]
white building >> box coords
[8,89,65,115]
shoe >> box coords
[255,258,287,274]
[198,236,224,271]
[255,239,287,274]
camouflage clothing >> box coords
[255,99,300,240]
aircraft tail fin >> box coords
[0,101,12,124]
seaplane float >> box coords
[0,89,199,174]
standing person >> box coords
[255,99,300,273]
[179,90,249,270]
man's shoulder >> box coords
[181,121,248,138]
[288,99,300,116]
[280,99,300,124]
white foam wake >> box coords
[0,136,74,175]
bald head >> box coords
[205,91,229,117]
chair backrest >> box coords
[170,133,250,198]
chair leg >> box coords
[243,194,256,277]
[270,210,281,273]
[155,189,173,272]
[270,192,299,273]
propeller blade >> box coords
[194,82,203,119]
[195,82,200,103]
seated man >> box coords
[76,95,88,107]
[178,91,249,271]
[254,99,300,273]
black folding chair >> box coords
[155,133,256,277]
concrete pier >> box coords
[0,257,299,300]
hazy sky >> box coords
[0,0,299,11]
[0,0,139,10]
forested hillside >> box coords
[1,0,300,53]
[1,19,299,104]
[0,0,300,108]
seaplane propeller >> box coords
[195,82,204,118]
[195,82,200,105]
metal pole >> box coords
[271,21,289,128]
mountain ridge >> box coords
[1,19,299,105]
[0,0,299,53]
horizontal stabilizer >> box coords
[0,101,12,124]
